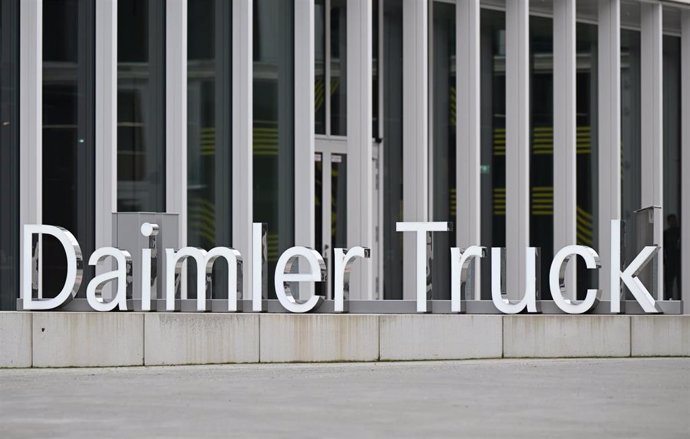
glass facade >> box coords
[0,1,687,309]
[253,0,295,297]
[187,0,232,298]
[41,0,95,297]
[431,1,456,299]
[0,0,18,310]
[117,0,166,212]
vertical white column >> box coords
[598,0,621,302]
[233,0,254,299]
[346,0,374,299]
[456,0,481,300]
[401,0,428,300]
[505,0,530,298]
[166,0,187,248]
[640,2,663,300]
[294,0,315,298]
[95,0,117,250]
[553,0,577,299]
[682,10,690,312]
[19,0,42,298]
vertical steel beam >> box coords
[19,0,42,298]
[166,0,187,249]
[640,2,664,300]
[401,0,428,300]
[346,0,374,299]
[233,0,254,300]
[456,0,482,300]
[506,0,530,298]
[295,0,315,298]
[598,0,621,302]
[95,0,117,249]
[682,10,690,312]
[554,0,577,299]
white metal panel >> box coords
[233,0,254,301]
[456,0,482,300]
[294,0,315,299]
[640,2,664,300]
[506,0,530,299]
[554,0,577,299]
[95,0,117,251]
[166,0,188,250]
[19,0,42,298]
[681,10,690,312]
[346,0,374,299]
[402,0,429,300]
[598,0,621,302]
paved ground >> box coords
[0,358,688,438]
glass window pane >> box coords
[253,0,295,297]
[187,0,232,299]
[330,0,347,135]
[0,0,19,310]
[117,0,166,212]
[480,8,506,299]
[431,1,456,299]
[663,34,681,300]
[42,0,95,297]
[315,0,326,135]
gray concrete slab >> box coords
[0,359,687,438]
[631,315,690,356]
[144,313,259,365]
[379,314,502,360]
[32,313,143,367]
[0,312,32,367]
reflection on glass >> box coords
[330,0,347,135]
[187,0,232,299]
[431,1,455,299]
[382,0,403,299]
[480,9,506,299]
[0,0,19,310]
[575,22,598,299]
[315,0,326,134]
[663,35,681,300]
[117,0,165,212]
[620,29,641,266]
[42,0,94,297]
[529,16,553,298]
[253,0,295,298]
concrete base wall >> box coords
[1,313,688,367]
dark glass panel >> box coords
[253,0,295,298]
[330,0,347,135]
[431,1,456,299]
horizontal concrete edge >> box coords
[0,313,688,368]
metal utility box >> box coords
[112,213,179,309]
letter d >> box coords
[22,225,83,310]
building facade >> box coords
[0,0,688,310]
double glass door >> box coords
[315,138,347,299]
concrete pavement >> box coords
[0,358,688,438]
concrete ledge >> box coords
[144,314,259,365]
[0,312,32,367]
[503,315,631,358]
[32,313,144,367]
[380,315,502,360]
[631,316,690,356]
[259,314,379,362]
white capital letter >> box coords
[396,222,452,312]
[22,225,83,310]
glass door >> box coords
[315,140,347,299]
